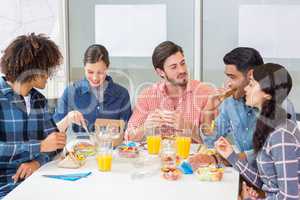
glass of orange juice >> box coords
[97,151,112,172]
[96,134,113,172]
[175,129,191,159]
[145,126,161,155]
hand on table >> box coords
[12,160,40,183]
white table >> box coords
[4,152,240,200]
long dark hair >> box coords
[252,63,292,153]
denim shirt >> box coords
[204,97,296,164]
[53,76,132,132]
[204,97,257,151]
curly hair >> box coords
[0,33,63,83]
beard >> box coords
[165,73,188,87]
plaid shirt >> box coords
[0,77,59,198]
[228,120,300,200]
[126,80,215,135]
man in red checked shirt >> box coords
[126,41,219,142]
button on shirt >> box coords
[0,77,59,198]
[53,76,132,132]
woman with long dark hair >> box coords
[215,63,300,199]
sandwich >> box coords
[57,152,86,169]
[218,88,237,102]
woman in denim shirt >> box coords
[54,44,132,142]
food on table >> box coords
[161,152,180,165]
[161,154,176,168]
[160,139,178,169]
[73,141,96,156]
[188,145,218,170]
[195,165,224,181]
[57,151,86,169]
[188,153,216,170]
[118,145,139,158]
[159,125,176,140]
[161,167,182,181]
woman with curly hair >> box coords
[0,33,66,198]
[215,63,300,200]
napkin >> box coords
[42,172,92,181]
[178,161,193,174]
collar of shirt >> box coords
[79,75,119,98]
[0,76,47,111]
[91,80,108,102]
[0,76,45,99]
[0,76,13,96]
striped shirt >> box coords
[0,77,59,198]
[227,119,300,200]
[126,80,216,134]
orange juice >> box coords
[147,135,161,154]
[97,154,112,172]
[176,136,191,159]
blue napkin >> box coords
[178,161,193,174]
[42,172,92,181]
